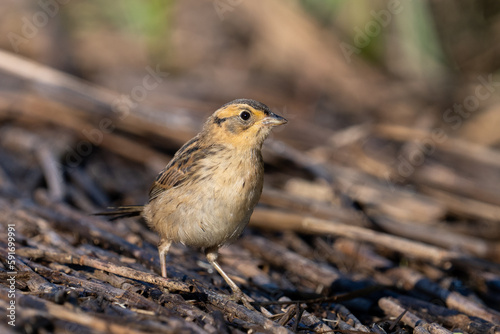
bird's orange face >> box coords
[206,99,287,149]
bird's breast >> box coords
[146,147,264,249]
[185,148,264,247]
[200,147,264,214]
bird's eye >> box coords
[239,110,251,121]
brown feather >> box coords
[148,136,226,202]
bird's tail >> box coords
[93,205,144,221]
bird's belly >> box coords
[145,168,262,249]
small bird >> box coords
[97,99,287,307]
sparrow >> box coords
[97,99,287,307]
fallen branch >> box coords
[250,208,460,265]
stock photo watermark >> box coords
[339,0,407,63]
[213,0,244,21]
[7,0,71,53]
[64,65,169,168]
[387,74,500,185]
[6,223,17,327]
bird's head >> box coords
[204,99,287,149]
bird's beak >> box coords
[262,112,288,127]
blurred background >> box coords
[2,0,500,331]
[3,0,500,125]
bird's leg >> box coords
[205,248,256,310]
[158,239,172,278]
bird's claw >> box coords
[231,289,257,311]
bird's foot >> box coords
[230,288,257,311]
